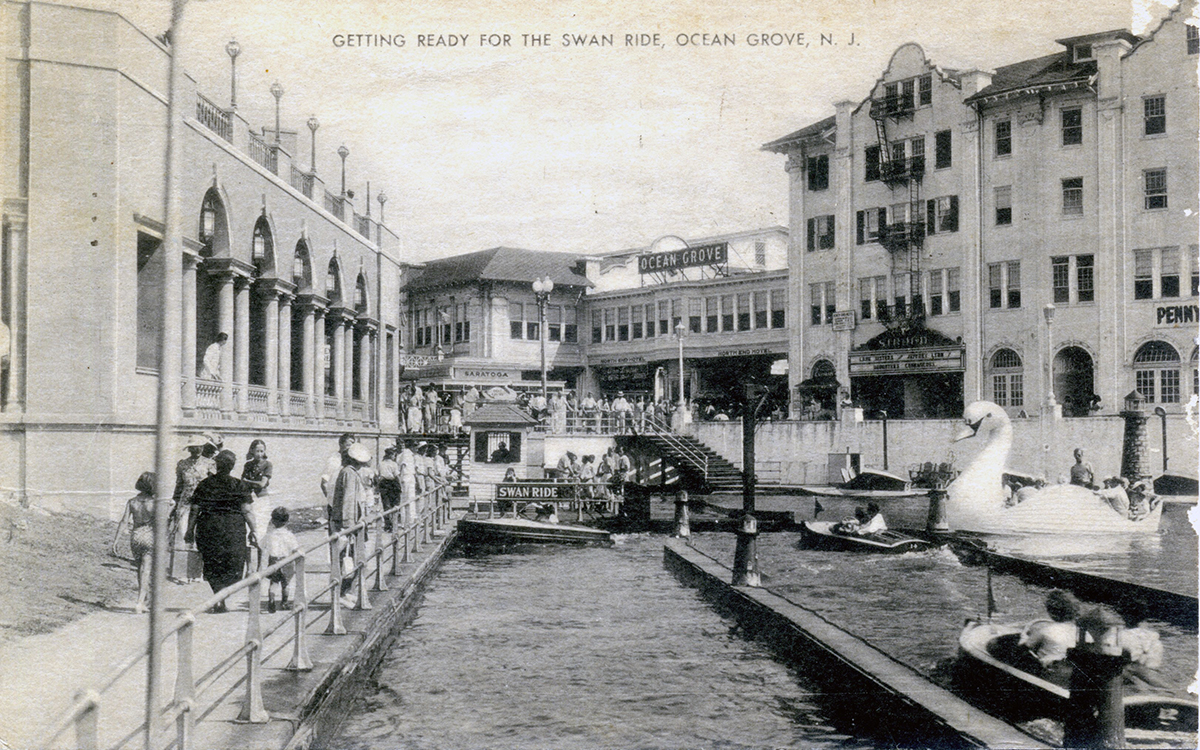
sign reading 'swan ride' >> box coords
[638,242,728,274]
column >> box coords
[357,325,371,419]
[181,256,198,411]
[264,287,279,416]
[218,272,235,414]
[313,307,326,419]
[234,276,251,412]
[301,302,315,417]
[278,294,293,416]
[332,314,346,417]
[343,318,354,417]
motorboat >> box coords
[946,401,1164,534]
[956,619,1197,747]
[457,516,613,547]
[798,520,932,553]
[797,469,928,499]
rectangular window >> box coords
[510,302,524,339]
[993,374,1008,407]
[995,119,1012,157]
[1161,246,1180,298]
[526,320,539,340]
[754,241,767,266]
[721,295,734,331]
[910,136,925,172]
[893,273,909,316]
[689,298,702,333]
[810,283,822,325]
[860,278,873,320]
[706,297,718,333]
[617,306,629,341]
[1144,168,1167,210]
[547,305,562,342]
[1144,95,1166,135]
[564,306,577,343]
[1077,255,1094,303]
[737,293,751,331]
[1010,374,1024,407]
[1007,261,1021,308]
[947,268,960,312]
[929,271,943,315]
[644,303,655,337]
[592,310,602,343]
[927,195,959,234]
[890,140,906,164]
[631,304,643,339]
[918,73,932,106]
[1136,370,1156,403]
[989,264,1003,309]
[1191,245,1199,297]
[754,291,768,329]
[671,299,681,331]
[658,300,669,335]
[856,208,885,244]
[1052,256,1070,303]
[1134,249,1153,299]
[1061,107,1082,146]
[1188,24,1199,54]
[824,281,836,323]
[1062,177,1083,215]
[935,129,952,169]
[808,215,835,250]
[1161,369,1180,404]
[865,145,881,182]
[770,289,786,328]
[604,308,615,341]
[901,79,915,110]
[995,186,1012,225]
[136,233,163,370]
[807,154,829,191]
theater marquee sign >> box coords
[849,347,964,375]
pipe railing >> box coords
[41,482,453,750]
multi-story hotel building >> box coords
[765,3,1198,420]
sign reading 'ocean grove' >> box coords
[638,242,728,274]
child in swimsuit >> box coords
[111,472,160,614]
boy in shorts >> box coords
[262,506,300,613]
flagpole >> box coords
[148,0,187,745]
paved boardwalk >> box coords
[0,519,457,750]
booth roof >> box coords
[463,402,540,426]
[405,247,593,292]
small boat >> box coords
[798,470,928,499]
[798,520,932,553]
[457,517,613,547]
[957,619,1197,747]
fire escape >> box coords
[868,84,925,330]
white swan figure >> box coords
[945,401,1163,535]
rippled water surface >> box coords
[334,500,1197,749]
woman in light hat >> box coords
[330,442,372,605]
[168,434,217,579]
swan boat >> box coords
[945,401,1164,535]
[957,620,1197,748]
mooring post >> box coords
[926,488,948,531]
[1064,609,1126,749]
[732,383,761,587]
[672,489,690,538]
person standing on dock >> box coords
[321,433,356,505]
[398,441,417,527]
[330,443,372,604]
[378,446,400,532]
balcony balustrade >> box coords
[195,93,232,142]
[248,133,278,174]
[290,166,314,198]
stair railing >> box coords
[642,415,709,480]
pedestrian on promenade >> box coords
[398,440,417,527]
[242,438,273,542]
[406,394,424,434]
[378,445,401,531]
[186,450,256,613]
[261,506,300,613]
[320,433,356,504]
[111,471,158,614]
[168,434,217,580]
[331,443,372,605]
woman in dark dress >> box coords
[185,449,256,612]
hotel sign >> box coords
[638,242,728,274]
[451,367,517,381]
[496,482,567,500]
[831,310,856,331]
[848,346,964,375]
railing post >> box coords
[173,617,196,750]
[402,523,414,563]
[373,517,388,592]
[237,578,269,723]
[390,527,403,576]
[354,524,372,610]
[286,555,313,670]
[74,689,100,750]
[325,536,346,635]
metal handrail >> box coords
[642,415,709,480]
[41,481,453,750]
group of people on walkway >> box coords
[547,446,633,509]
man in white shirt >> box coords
[320,433,356,505]
[200,332,227,380]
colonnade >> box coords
[180,254,379,423]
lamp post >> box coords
[306,116,319,174]
[337,145,349,197]
[269,81,284,144]
[675,321,685,407]
[1154,406,1168,472]
[533,275,554,402]
[1044,303,1057,408]
[378,191,387,224]
[879,409,889,470]
[225,40,240,110]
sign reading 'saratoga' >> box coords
[638,242,728,274]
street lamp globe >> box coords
[306,116,319,174]
[269,81,284,144]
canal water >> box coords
[332,500,1197,749]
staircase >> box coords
[634,420,746,493]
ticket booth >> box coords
[463,401,543,505]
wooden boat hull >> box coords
[796,487,928,499]
[798,521,932,553]
[956,620,1197,747]
[457,517,613,546]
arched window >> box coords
[251,216,273,273]
[354,274,369,314]
[292,241,312,291]
[811,359,836,380]
[1133,341,1181,404]
[326,259,341,303]
[989,348,1023,407]
[197,189,227,257]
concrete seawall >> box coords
[663,539,1048,749]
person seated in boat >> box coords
[1018,589,1081,676]
[1126,479,1157,521]
[1116,599,1170,691]
[1069,448,1098,490]
[1097,475,1130,516]
[857,502,887,535]
[833,507,867,535]
[1007,477,1047,507]
[533,502,559,524]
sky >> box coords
[115,0,1176,262]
